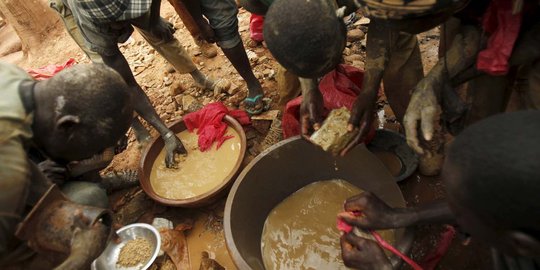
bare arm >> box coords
[100,50,187,167]
[404,25,482,154]
[339,192,455,230]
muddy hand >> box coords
[55,222,109,270]
[340,233,392,270]
[164,132,187,168]
[338,192,401,230]
[403,79,439,155]
[300,87,324,137]
[341,91,378,156]
[38,159,67,185]
[199,20,217,43]
[151,18,176,41]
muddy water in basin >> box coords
[261,179,395,270]
[150,127,242,200]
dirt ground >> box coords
[1,3,493,269]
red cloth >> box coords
[419,226,457,270]
[249,14,264,42]
[183,102,250,151]
[26,58,77,80]
[476,0,522,75]
[337,211,423,270]
[282,64,376,142]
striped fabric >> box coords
[74,0,151,23]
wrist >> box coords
[390,208,417,228]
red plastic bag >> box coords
[26,58,77,80]
[183,102,250,151]
[282,64,376,142]
[476,0,522,76]
[249,14,264,42]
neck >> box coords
[18,80,37,114]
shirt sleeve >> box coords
[0,126,30,256]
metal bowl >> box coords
[367,129,419,181]
[139,116,247,207]
[92,223,161,270]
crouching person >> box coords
[339,111,540,269]
[0,62,134,269]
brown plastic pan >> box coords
[139,115,247,207]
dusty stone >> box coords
[169,81,184,96]
[251,120,272,134]
[163,77,172,86]
[245,128,259,140]
[361,36,367,48]
[182,95,196,110]
[144,54,155,63]
[251,110,280,121]
[202,97,212,105]
[213,79,232,97]
[114,190,153,225]
[182,95,202,113]
[164,96,173,105]
[355,17,370,26]
[165,103,176,114]
[262,69,274,78]
[246,50,257,62]
[166,65,176,73]
[352,61,364,69]
[347,29,365,42]
[227,84,240,96]
[174,94,183,106]
[344,54,363,63]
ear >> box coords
[506,230,540,257]
[55,115,80,131]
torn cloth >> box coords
[26,58,77,80]
[282,64,375,141]
[183,102,250,151]
[476,0,522,75]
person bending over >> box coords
[339,111,540,269]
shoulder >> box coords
[0,63,33,128]
[0,62,31,81]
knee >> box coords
[61,181,109,208]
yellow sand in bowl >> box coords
[150,127,241,200]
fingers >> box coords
[309,103,322,131]
[48,167,67,174]
[403,112,424,155]
[344,192,370,211]
[337,213,368,228]
[340,234,354,252]
[420,106,436,141]
[301,114,311,136]
[345,232,369,248]
[165,152,179,169]
[340,130,361,156]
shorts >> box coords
[200,0,242,49]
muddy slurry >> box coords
[261,179,395,270]
[149,127,242,200]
